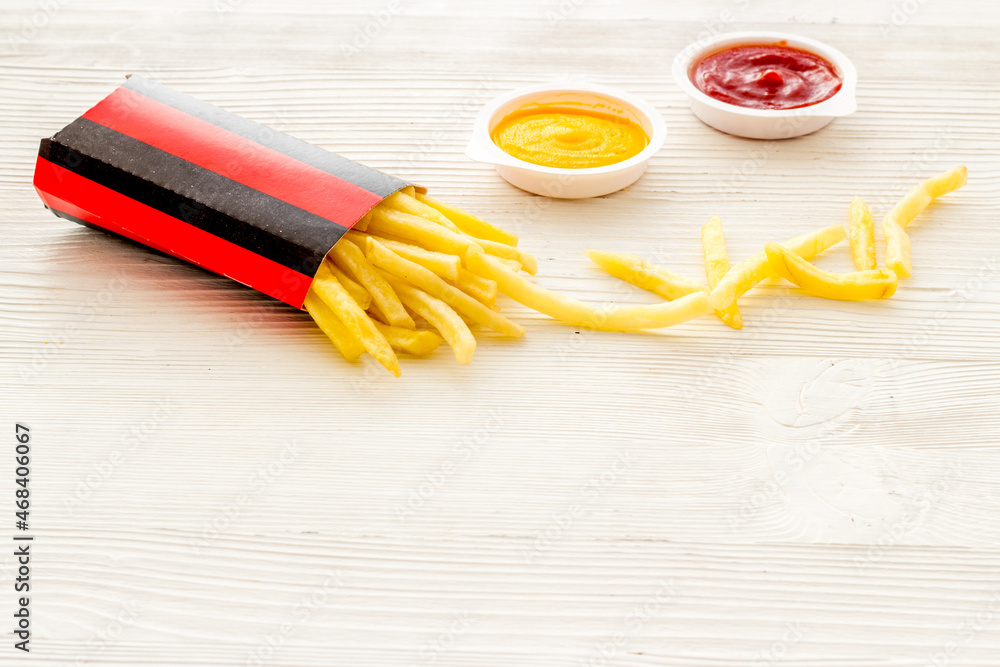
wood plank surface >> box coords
[1,1,998,665]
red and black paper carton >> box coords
[33,75,411,308]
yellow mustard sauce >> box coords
[490,105,648,169]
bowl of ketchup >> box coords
[672,32,857,140]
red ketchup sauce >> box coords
[690,43,843,110]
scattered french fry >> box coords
[889,166,968,229]
[848,197,876,271]
[584,249,708,300]
[701,216,743,330]
[883,166,968,278]
[304,169,966,376]
[883,216,912,279]
[467,251,712,331]
[710,223,847,312]
[765,242,897,300]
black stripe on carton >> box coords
[43,118,349,276]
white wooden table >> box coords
[2,1,999,665]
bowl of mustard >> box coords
[465,82,666,199]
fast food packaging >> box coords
[32,75,413,308]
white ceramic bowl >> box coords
[465,82,667,199]
[672,32,858,140]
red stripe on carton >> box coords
[34,156,314,306]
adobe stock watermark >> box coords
[346,353,400,392]
[711,109,829,201]
[18,271,128,383]
[63,398,178,515]
[879,0,930,38]
[672,0,755,71]
[188,441,301,553]
[340,0,403,60]
[883,254,1000,372]
[70,598,145,667]
[407,610,476,667]
[545,0,586,25]
[577,579,679,667]
[397,76,501,174]
[680,294,798,401]
[547,327,595,367]
[853,461,963,575]
[495,167,582,241]
[5,0,71,55]
[729,473,788,532]
[521,450,632,564]
[395,409,505,522]
[925,590,1000,667]
[214,0,244,16]
[781,401,868,473]
[552,0,751,37]
[750,622,806,667]
[870,128,956,213]
[245,569,347,666]
[730,412,867,532]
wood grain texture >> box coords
[2,1,999,665]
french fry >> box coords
[346,230,461,281]
[883,216,912,279]
[303,292,365,362]
[366,302,389,326]
[889,166,968,229]
[382,190,462,233]
[415,192,519,246]
[330,239,415,329]
[323,261,372,310]
[304,169,968,374]
[848,197,876,271]
[367,239,525,337]
[701,216,743,330]
[710,224,847,312]
[449,268,498,305]
[584,249,708,300]
[465,257,524,279]
[309,264,400,377]
[386,278,477,364]
[353,210,372,232]
[883,166,968,278]
[765,242,897,300]
[477,237,538,275]
[467,251,712,331]
[372,321,443,356]
[367,207,484,257]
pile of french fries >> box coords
[304,188,535,376]
[306,167,967,375]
